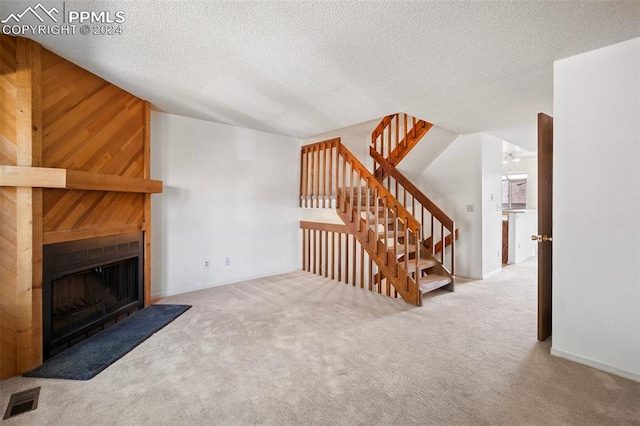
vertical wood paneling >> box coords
[0,34,18,379]
[143,102,151,307]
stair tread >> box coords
[418,274,452,294]
[398,258,438,272]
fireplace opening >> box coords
[43,232,144,359]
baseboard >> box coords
[151,267,301,299]
[550,347,640,383]
[482,269,503,280]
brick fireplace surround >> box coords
[0,35,162,379]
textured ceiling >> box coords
[13,0,640,150]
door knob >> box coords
[531,235,552,242]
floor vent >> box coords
[3,387,40,420]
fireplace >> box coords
[43,233,144,359]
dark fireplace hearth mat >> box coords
[24,304,191,380]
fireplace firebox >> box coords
[43,232,144,359]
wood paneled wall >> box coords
[0,35,156,379]
[41,46,146,242]
[0,34,19,380]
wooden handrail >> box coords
[370,147,455,276]
[334,140,423,304]
[300,139,340,208]
[370,149,453,230]
[370,113,433,175]
[338,144,421,232]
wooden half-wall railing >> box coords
[371,113,433,177]
[300,139,423,305]
[371,149,455,275]
[299,138,339,208]
[300,221,400,298]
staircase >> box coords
[300,114,456,306]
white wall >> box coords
[419,134,483,279]
[396,125,459,179]
[151,112,301,297]
[553,37,640,381]
[507,211,538,264]
[419,133,504,279]
[481,134,504,277]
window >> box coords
[502,173,527,210]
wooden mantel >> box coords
[0,165,163,193]
[0,35,163,379]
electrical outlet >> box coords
[224,257,231,266]
[204,260,209,269]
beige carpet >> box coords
[2,257,639,425]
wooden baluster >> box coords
[378,272,383,294]
[412,116,417,138]
[404,220,409,289]
[308,148,312,208]
[368,256,373,291]
[352,234,356,286]
[349,163,356,222]
[387,119,392,158]
[341,155,347,212]
[441,223,445,264]
[328,144,333,208]
[338,232,342,282]
[381,127,385,158]
[403,185,407,209]
[451,225,455,276]
[393,207,398,276]
[302,228,307,270]
[414,228,419,291]
[386,271,391,296]
[356,170,362,231]
[431,215,435,255]
[321,144,326,208]
[324,230,329,278]
[300,148,304,208]
[383,197,389,265]
[411,193,415,218]
[421,207,425,242]
[364,178,370,240]
[374,187,379,254]
[310,146,315,208]
[395,114,399,155]
[319,230,323,276]
[331,231,335,280]
[345,233,350,284]
[312,229,317,274]
[360,245,365,288]
[404,114,408,147]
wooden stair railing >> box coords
[335,141,423,305]
[300,138,339,208]
[371,113,433,179]
[370,148,456,277]
[300,138,455,305]
[300,221,403,298]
